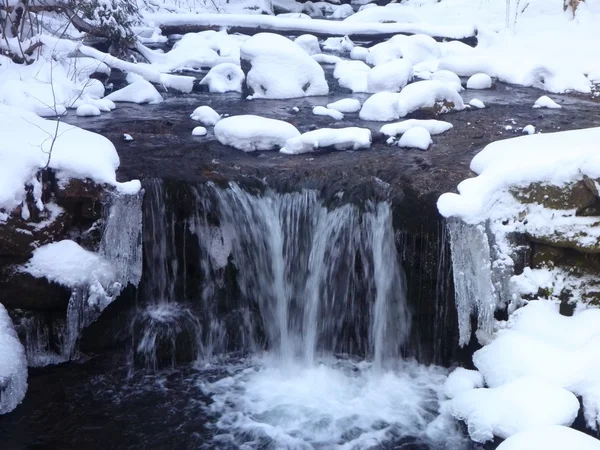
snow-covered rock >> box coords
[330,4,354,19]
[313,106,344,120]
[105,80,163,104]
[533,95,562,109]
[497,426,600,450]
[76,104,102,117]
[467,73,493,90]
[200,63,245,93]
[0,303,27,414]
[322,36,354,53]
[214,115,300,152]
[327,98,361,113]
[381,119,453,137]
[397,126,432,150]
[523,64,591,94]
[431,70,463,92]
[366,34,440,67]
[295,34,321,55]
[397,80,465,118]
[469,98,485,109]
[522,124,535,135]
[367,59,413,93]
[334,59,370,92]
[359,92,401,121]
[192,126,207,136]
[241,33,328,99]
[444,368,483,399]
[350,46,369,61]
[281,127,371,154]
[190,106,221,126]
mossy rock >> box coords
[511,179,598,212]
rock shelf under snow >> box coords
[280,127,371,154]
[0,304,27,414]
[214,115,300,152]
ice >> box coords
[397,80,466,118]
[190,105,221,126]
[397,127,432,150]
[75,104,102,117]
[280,127,371,154]
[214,115,300,152]
[0,304,27,414]
[466,73,493,90]
[533,95,562,109]
[444,368,483,399]
[449,378,579,443]
[199,63,245,93]
[294,34,321,55]
[241,33,328,99]
[359,91,401,121]
[497,426,600,450]
[312,106,343,120]
[522,124,536,134]
[381,119,453,137]
[469,99,485,109]
[192,126,208,136]
[366,59,413,93]
[105,79,163,104]
[326,98,361,113]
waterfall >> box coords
[136,180,411,368]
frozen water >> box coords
[0,304,27,414]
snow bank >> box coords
[241,33,328,99]
[214,115,300,152]
[313,106,343,120]
[437,127,600,222]
[106,80,163,104]
[397,80,465,118]
[0,304,27,414]
[467,73,493,90]
[200,63,245,93]
[533,95,562,109]
[397,127,432,150]
[0,105,138,218]
[281,127,371,154]
[327,98,361,113]
[497,426,600,450]
[381,119,453,137]
[190,106,221,125]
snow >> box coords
[534,95,562,109]
[313,106,343,120]
[295,34,321,55]
[76,104,102,117]
[241,33,328,99]
[430,70,463,92]
[322,36,354,53]
[497,426,600,450]
[523,124,536,135]
[359,92,400,121]
[326,98,361,113]
[469,99,486,109]
[381,119,453,137]
[214,115,300,152]
[192,126,208,136]
[0,303,27,414]
[281,127,371,154]
[444,368,483,399]
[190,106,221,126]
[106,80,163,104]
[124,134,134,142]
[334,60,370,93]
[200,63,245,93]
[366,34,441,67]
[467,73,493,90]
[0,105,139,218]
[397,80,465,118]
[22,240,115,289]
[448,378,579,443]
[350,46,369,61]
[366,59,413,93]
[397,126,432,150]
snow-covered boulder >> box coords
[331,4,354,19]
[533,95,562,109]
[444,368,484,399]
[241,33,328,99]
[192,126,207,136]
[334,60,370,92]
[497,426,600,450]
[76,104,102,117]
[322,36,354,53]
[523,64,591,94]
[0,304,27,414]
[522,124,535,135]
[214,115,300,152]
[366,34,440,67]
[106,80,163,104]
[431,70,463,92]
[281,127,371,154]
[397,80,465,117]
[359,92,401,121]
[190,106,221,126]
[350,46,369,61]
[295,34,321,56]
[200,63,245,93]
[397,127,432,150]
[469,98,486,109]
[381,119,453,137]
[313,106,343,120]
[467,73,493,90]
[327,98,361,113]
[366,59,413,93]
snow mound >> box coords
[437,127,600,222]
[381,119,453,137]
[0,304,27,414]
[359,92,401,121]
[497,426,600,450]
[449,378,579,443]
[192,126,207,136]
[533,95,562,109]
[22,240,115,289]
[467,73,493,90]
[522,124,535,135]
[327,98,361,113]
[191,106,221,126]
[200,63,245,93]
[295,34,321,55]
[444,368,483,399]
[397,126,432,150]
[105,80,163,104]
[241,33,328,99]
[366,34,440,67]
[313,106,343,120]
[76,104,102,117]
[367,59,413,93]
[281,127,371,154]
[214,115,300,152]
[469,99,485,109]
[397,80,465,118]
[334,60,370,93]
[430,70,463,92]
